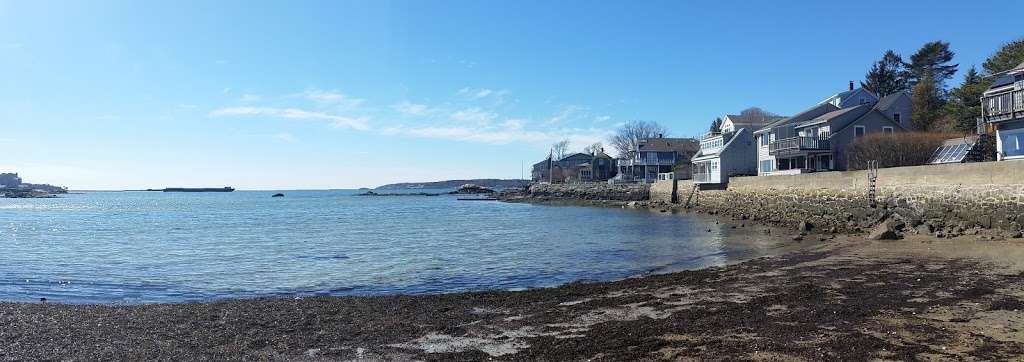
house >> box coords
[0,173,21,188]
[615,135,699,183]
[755,86,910,175]
[980,61,1024,161]
[533,150,618,183]
[691,113,784,184]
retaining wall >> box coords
[652,161,1024,235]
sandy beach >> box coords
[2,229,1023,361]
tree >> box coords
[943,66,989,132]
[983,38,1024,74]
[551,139,570,160]
[861,50,908,96]
[709,117,723,132]
[738,107,778,119]
[609,121,668,158]
[582,142,604,155]
[906,41,958,88]
[911,73,945,130]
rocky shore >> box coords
[2,235,1022,360]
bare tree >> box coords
[551,139,570,160]
[609,121,668,158]
[739,107,779,119]
[582,142,603,155]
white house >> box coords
[980,61,1024,161]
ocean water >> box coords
[0,190,784,304]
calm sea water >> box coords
[0,190,784,304]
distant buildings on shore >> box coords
[0,172,69,196]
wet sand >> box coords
[3,233,1023,360]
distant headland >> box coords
[375,179,528,190]
[0,172,68,198]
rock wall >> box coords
[524,183,650,201]
[651,162,1024,237]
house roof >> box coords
[754,102,839,134]
[795,104,871,129]
[637,137,699,153]
[819,87,876,106]
[723,113,784,128]
[873,92,908,113]
[558,152,592,161]
[1012,61,1024,73]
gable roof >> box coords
[1013,61,1024,73]
[873,92,909,113]
[755,102,839,134]
[723,113,784,128]
[795,104,872,129]
[558,152,592,162]
[819,87,877,107]
[637,137,699,154]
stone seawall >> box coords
[521,183,650,201]
[651,162,1024,237]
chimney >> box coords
[848,81,854,91]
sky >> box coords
[0,1,1020,190]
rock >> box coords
[792,235,804,241]
[1007,231,1022,239]
[868,218,901,240]
[271,193,285,197]
[797,221,813,232]
[453,184,495,194]
[915,224,933,235]
[305,348,321,357]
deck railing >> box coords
[769,136,830,155]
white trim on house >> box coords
[854,125,866,137]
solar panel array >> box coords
[927,142,974,164]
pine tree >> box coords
[861,50,908,96]
[982,38,1024,74]
[906,41,959,89]
[911,74,945,130]
[944,67,990,132]
[709,117,723,132]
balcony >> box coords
[983,90,1024,123]
[617,158,676,167]
[769,136,830,155]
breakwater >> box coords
[503,183,650,203]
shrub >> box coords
[846,132,958,170]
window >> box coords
[760,160,772,173]
[893,113,901,123]
[882,126,894,134]
[1000,126,1024,158]
[760,135,769,146]
[854,126,866,138]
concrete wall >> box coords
[652,161,1024,235]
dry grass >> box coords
[847,132,958,170]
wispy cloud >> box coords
[450,107,497,126]
[392,101,435,116]
[302,89,366,109]
[271,132,297,142]
[381,122,609,147]
[457,87,510,101]
[2,43,23,50]
[210,107,370,130]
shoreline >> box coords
[3,211,1023,359]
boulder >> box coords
[868,217,903,240]
[797,221,813,232]
[272,193,285,197]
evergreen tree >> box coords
[944,67,990,132]
[709,117,723,132]
[906,41,958,89]
[911,74,945,130]
[982,38,1024,74]
[861,50,908,96]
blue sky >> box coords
[0,1,1020,189]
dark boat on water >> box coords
[162,187,235,192]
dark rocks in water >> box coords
[451,184,495,194]
[2,189,58,198]
[272,193,285,197]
